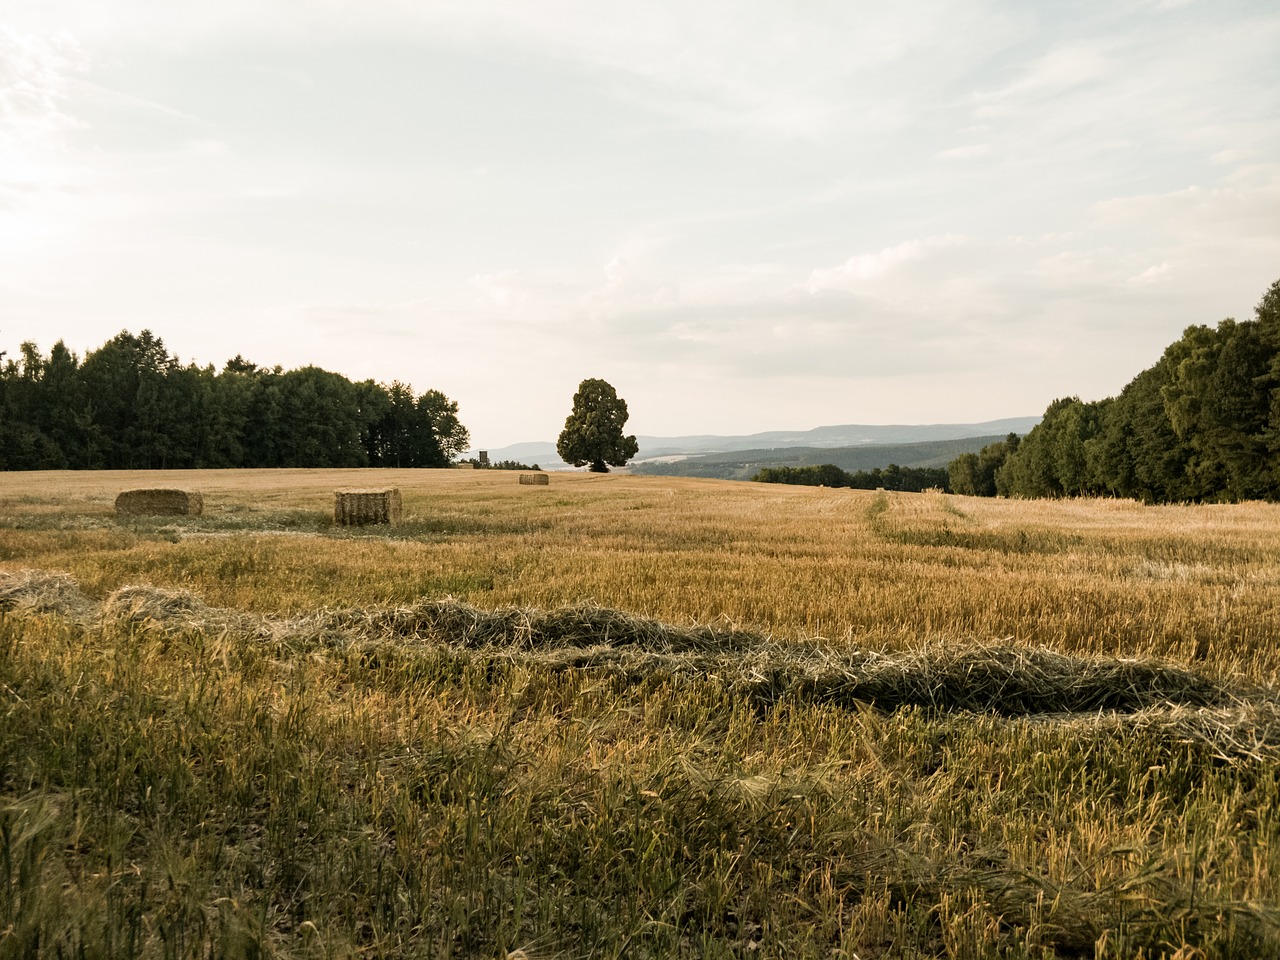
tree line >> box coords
[753,463,950,493]
[0,330,469,470]
[948,278,1280,502]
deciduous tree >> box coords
[557,378,639,473]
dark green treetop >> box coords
[0,329,469,470]
[952,275,1280,503]
[556,378,639,473]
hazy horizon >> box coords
[3,1,1278,448]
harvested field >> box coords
[1,469,1279,958]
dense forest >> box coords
[949,278,1280,503]
[753,463,950,493]
[0,330,469,470]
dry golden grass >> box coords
[3,469,1280,958]
[2,468,1277,680]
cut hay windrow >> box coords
[100,584,256,634]
[309,600,761,653]
[2,567,1276,759]
[0,568,98,620]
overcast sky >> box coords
[3,1,1278,448]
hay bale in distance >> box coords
[335,488,402,526]
[519,473,549,486]
[115,489,203,517]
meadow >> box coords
[1,468,1278,958]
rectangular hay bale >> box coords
[334,488,402,525]
[115,489,203,517]
[519,473,549,485]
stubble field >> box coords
[1,468,1278,958]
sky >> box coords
[2,1,1278,449]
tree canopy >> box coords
[556,378,639,473]
[948,277,1280,503]
[0,330,469,471]
[947,433,1020,497]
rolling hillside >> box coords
[631,434,1013,480]
[470,418,1039,469]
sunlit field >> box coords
[2,468,1278,958]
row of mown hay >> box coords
[308,602,1231,713]
[3,567,1271,730]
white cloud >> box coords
[0,27,87,140]
[1128,263,1171,285]
[1093,169,1280,241]
[6,0,1004,142]
[1,0,1278,446]
[408,1,984,139]
[0,27,91,219]
[804,237,970,293]
[995,44,1111,102]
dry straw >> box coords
[519,473,549,485]
[3,567,1277,763]
[334,488,402,525]
[114,488,203,517]
[0,568,98,620]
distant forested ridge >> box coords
[949,278,1280,503]
[753,463,950,493]
[0,330,469,470]
[635,435,1013,481]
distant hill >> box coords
[470,418,1040,470]
[633,417,1040,458]
[630,435,1017,481]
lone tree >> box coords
[557,378,639,472]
